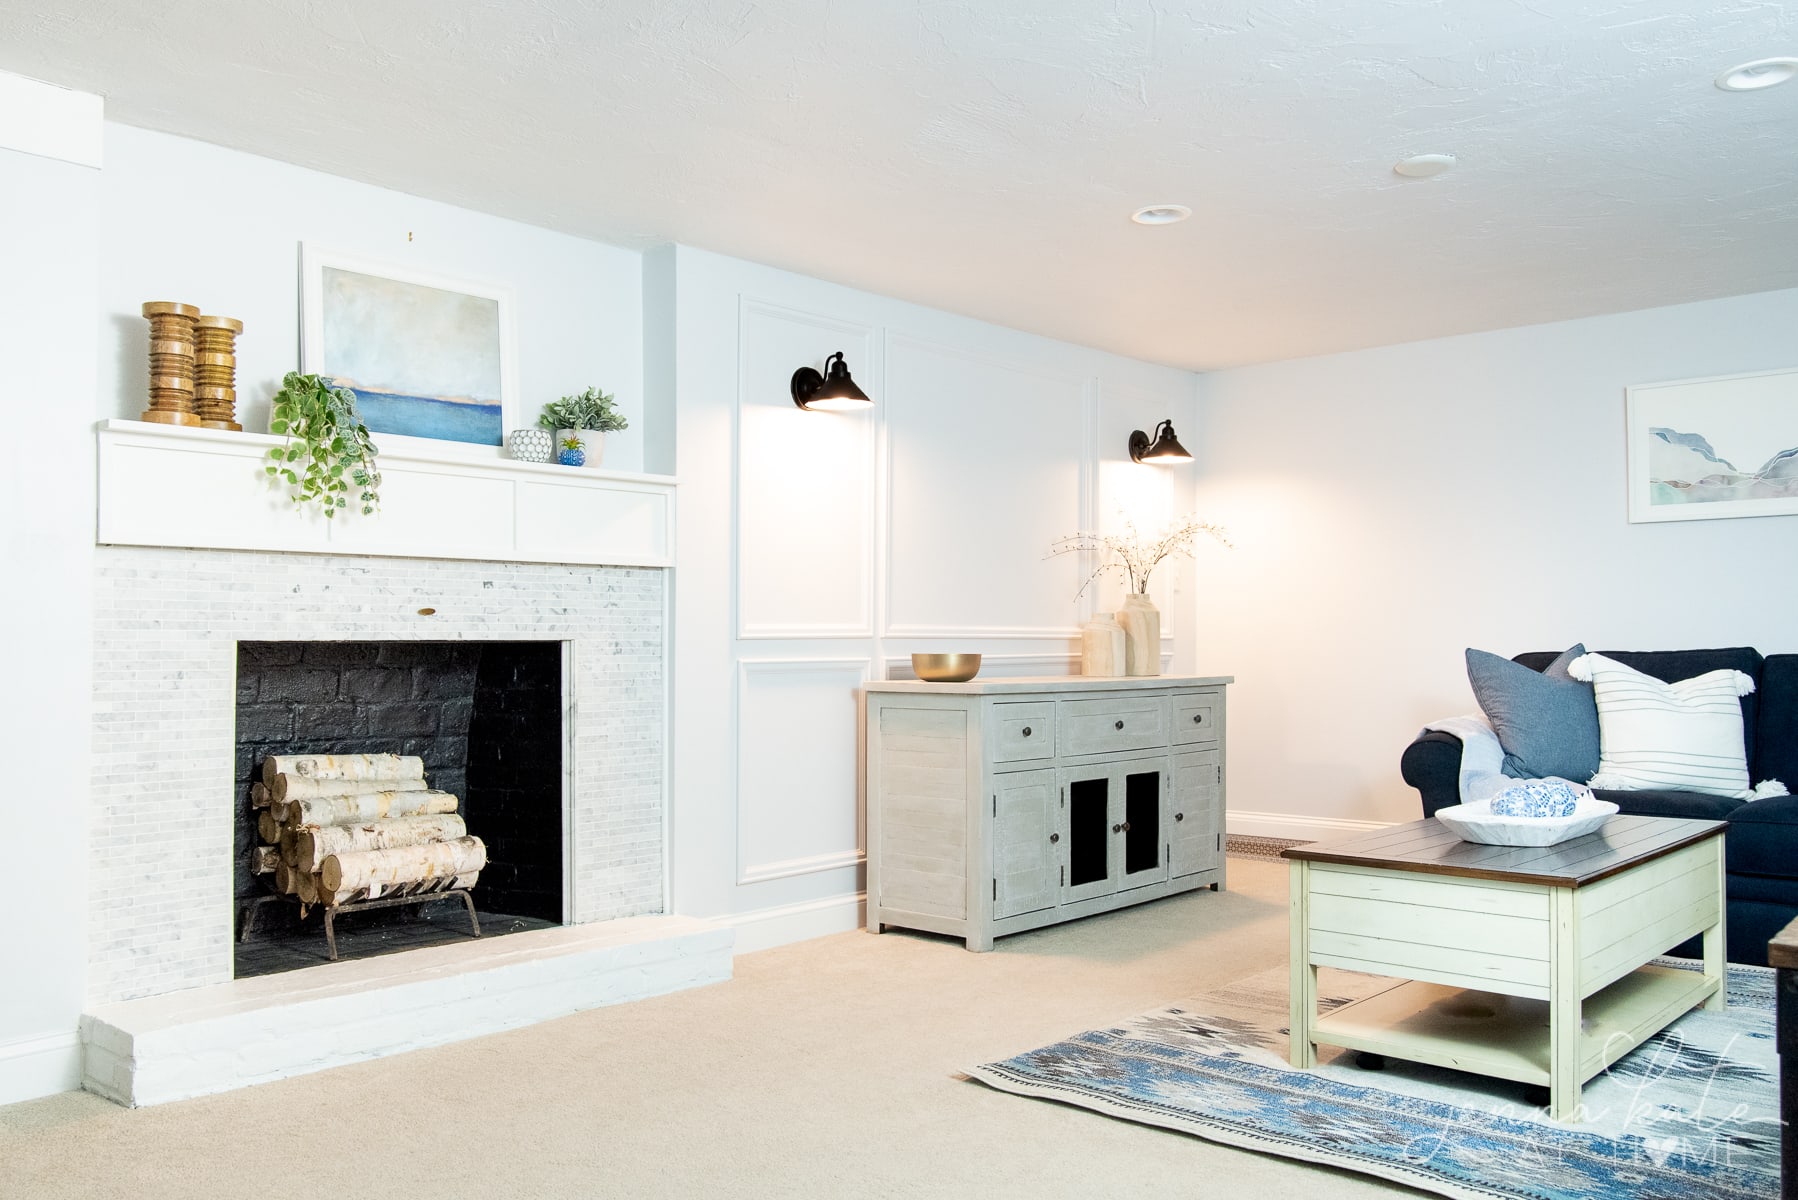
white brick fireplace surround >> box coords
[79,424,730,1106]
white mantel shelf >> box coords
[96,420,675,568]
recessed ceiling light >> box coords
[1393,153,1456,179]
[1131,205,1191,226]
[1715,57,1798,91]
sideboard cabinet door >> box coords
[1171,748,1223,878]
[994,769,1060,919]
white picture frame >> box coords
[1624,366,1798,523]
[300,245,521,452]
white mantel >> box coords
[96,420,674,567]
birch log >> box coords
[321,836,487,897]
[251,782,271,808]
[271,774,431,803]
[275,861,297,895]
[261,754,425,788]
[296,814,468,872]
[257,811,281,844]
[252,845,280,874]
[290,790,460,828]
[297,871,320,905]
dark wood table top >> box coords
[1771,916,1798,971]
[1282,815,1726,888]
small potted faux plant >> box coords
[537,386,627,468]
[264,371,382,516]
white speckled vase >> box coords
[505,428,554,463]
[1118,593,1160,677]
[1080,613,1127,677]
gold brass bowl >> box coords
[911,653,982,683]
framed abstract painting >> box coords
[301,246,520,448]
[1625,366,1798,523]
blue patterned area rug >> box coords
[968,961,1779,1200]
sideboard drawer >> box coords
[993,702,1055,762]
[1173,693,1223,745]
[1059,696,1169,757]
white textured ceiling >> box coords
[4,0,1796,369]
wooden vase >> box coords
[1080,613,1127,677]
[1117,593,1161,677]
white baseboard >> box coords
[717,892,866,955]
[1226,809,1393,842]
[0,1030,82,1108]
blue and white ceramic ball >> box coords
[1489,778,1579,818]
[506,428,553,463]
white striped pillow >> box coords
[1566,653,1754,798]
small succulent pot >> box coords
[557,434,586,467]
[506,428,553,463]
[556,428,606,469]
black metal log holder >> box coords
[239,888,482,961]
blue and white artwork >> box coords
[303,249,517,448]
[1627,367,1798,522]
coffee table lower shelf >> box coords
[1311,963,1718,1093]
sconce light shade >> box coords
[791,351,873,412]
[1128,419,1193,463]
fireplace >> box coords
[79,429,728,1110]
[233,639,566,976]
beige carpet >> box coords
[0,859,1406,1198]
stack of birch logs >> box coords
[250,753,486,909]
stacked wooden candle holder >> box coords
[193,314,243,430]
[141,301,201,426]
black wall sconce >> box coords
[1128,419,1193,463]
[791,351,873,412]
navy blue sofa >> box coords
[1400,648,1798,966]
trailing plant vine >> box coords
[264,372,382,517]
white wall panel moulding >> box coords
[96,420,674,567]
[881,651,1080,680]
[883,333,1094,637]
[0,71,102,167]
[738,848,866,885]
[735,299,878,640]
[734,656,870,886]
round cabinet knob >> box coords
[1114,720,1125,730]
[1193,714,1204,724]
[1121,821,1132,833]
[1112,823,1123,833]
[1175,812,1185,822]
[1021,726,1032,737]
[1049,832,1059,844]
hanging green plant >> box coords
[263,372,382,517]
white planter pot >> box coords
[555,429,607,469]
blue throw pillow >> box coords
[1465,644,1600,781]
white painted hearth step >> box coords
[80,915,732,1107]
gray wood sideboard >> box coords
[863,675,1232,951]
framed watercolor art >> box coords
[1625,366,1798,523]
[301,246,520,448]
